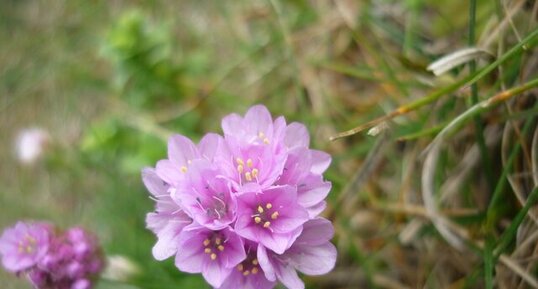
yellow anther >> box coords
[215,238,222,245]
[243,270,250,276]
[236,158,244,165]
[263,138,270,144]
[263,221,271,228]
[257,206,264,213]
[204,248,212,254]
[251,168,259,178]
[237,264,244,271]
[26,235,36,244]
[217,245,225,251]
[26,246,33,253]
[252,259,258,265]
[271,211,279,220]
[254,217,262,224]
[266,203,272,209]
[246,159,253,168]
[18,245,23,253]
[237,164,244,173]
[258,132,265,138]
[251,267,259,274]
[210,253,217,260]
[245,172,252,181]
[180,166,188,173]
[203,239,211,246]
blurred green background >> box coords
[1,1,538,288]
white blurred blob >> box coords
[102,255,140,282]
[15,128,50,165]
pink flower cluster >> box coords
[0,222,104,289]
[144,105,336,289]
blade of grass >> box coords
[484,238,494,289]
[494,186,538,258]
[468,0,495,193]
[330,28,538,141]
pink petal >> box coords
[141,168,168,196]
[276,263,304,289]
[295,218,334,246]
[202,260,233,288]
[168,134,199,164]
[221,113,244,137]
[310,150,331,174]
[155,160,184,185]
[198,133,222,160]
[152,221,187,261]
[285,122,310,148]
[244,105,273,136]
[256,245,276,282]
[288,242,337,275]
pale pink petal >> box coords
[202,260,233,288]
[155,160,184,185]
[141,168,168,196]
[168,134,199,164]
[285,122,310,148]
[288,243,337,275]
[310,150,331,174]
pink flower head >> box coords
[258,218,337,289]
[218,241,276,289]
[143,105,335,289]
[0,222,104,289]
[0,222,52,273]
[175,224,246,287]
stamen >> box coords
[257,206,264,213]
[26,246,33,253]
[263,221,271,228]
[263,138,270,144]
[254,217,262,224]
[236,158,244,165]
[180,166,188,173]
[245,172,252,181]
[210,253,217,260]
[215,238,222,245]
[251,267,259,274]
[204,248,212,254]
[237,164,244,173]
[246,159,253,168]
[266,203,272,209]
[217,245,225,251]
[258,132,265,138]
[243,270,250,276]
[203,239,211,246]
[252,259,258,265]
[251,168,259,178]
[271,211,279,220]
[237,264,244,271]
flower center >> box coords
[197,194,228,220]
[236,257,260,276]
[251,203,279,229]
[18,234,37,254]
[235,158,259,182]
[203,235,226,261]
